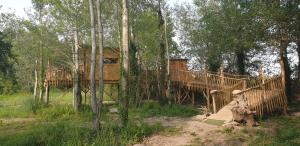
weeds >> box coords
[130,101,199,119]
[0,120,162,146]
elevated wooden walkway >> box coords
[169,69,287,117]
[44,64,287,117]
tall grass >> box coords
[0,120,162,146]
[130,101,200,119]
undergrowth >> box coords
[129,101,199,119]
[0,121,162,146]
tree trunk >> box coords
[73,29,82,112]
[129,26,139,106]
[158,0,166,105]
[38,8,45,102]
[89,0,98,113]
[164,13,172,104]
[119,0,129,127]
[44,59,50,104]
[94,0,104,130]
[39,50,45,102]
[33,59,38,100]
[235,50,246,75]
[279,30,292,102]
[297,40,300,80]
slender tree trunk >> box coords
[73,29,82,112]
[39,49,45,102]
[235,50,246,75]
[44,59,50,104]
[297,39,300,80]
[89,0,98,113]
[38,8,45,102]
[129,26,139,106]
[119,0,129,127]
[158,0,166,105]
[33,59,38,100]
[94,0,104,130]
[164,13,171,104]
[279,29,292,102]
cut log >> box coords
[231,106,257,126]
[231,93,257,127]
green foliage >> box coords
[0,31,17,94]
[130,101,199,118]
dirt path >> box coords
[134,115,246,146]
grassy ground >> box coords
[222,101,300,146]
[0,89,199,146]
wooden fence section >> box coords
[236,77,287,117]
[169,69,287,117]
[170,69,247,112]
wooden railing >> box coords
[235,77,287,117]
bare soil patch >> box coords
[134,115,247,146]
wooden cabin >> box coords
[169,59,188,71]
[45,47,120,88]
[80,47,120,84]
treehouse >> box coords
[45,47,120,88]
[45,47,188,89]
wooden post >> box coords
[243,80,247,90]
[260,66,265,114]
[192,91,195,105]
[220,64,224,88]
[204,64,210,111]
[212,94,217,113]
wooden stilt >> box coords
[192,91,195,105]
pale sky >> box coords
[0,0,193,18]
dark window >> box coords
[104,58,118,64]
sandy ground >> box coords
[134,115,246,146]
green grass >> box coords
[0,91,167,146]
[129,101,200,119]
[247,116,300,146]
[0,92,32,118]
[246,101,300,146]
[0,120,162,146]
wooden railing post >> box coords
[204,64,210,111]
[260,66,265,115]
[220,64,224,88]
[243,80,247,90]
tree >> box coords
[94,0,104,130]
[32,0,47,102]
[46,0,90,111]
[89,0,98,113]
[0,31,16,94]
[157,0,166,104]
[119,0,129,127]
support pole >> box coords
[204,64,210,111]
